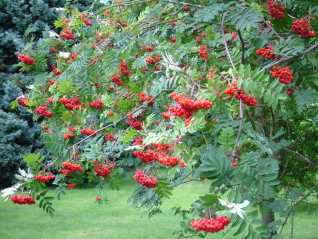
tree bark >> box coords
[260,203,276,239]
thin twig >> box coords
[279,187,317,234]
[261,42,318,71]
[162,0,204,8]
[221,12,237,72]
[231,99,244,160]
[283,148,317,166]
[238,30,245,64]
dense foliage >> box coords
[0,0,91,187]
[3,1,318,238]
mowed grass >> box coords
[0,180,317,239]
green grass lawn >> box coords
[1,180,317,239]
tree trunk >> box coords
[260,203,276,239]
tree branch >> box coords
[238,30,245,64]
[283,148,317,167]
[261,42,318,71]
[221,12,237,72]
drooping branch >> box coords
[261,42,318,71]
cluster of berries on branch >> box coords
[64,127,77,140]
[224,82,257,106]
[60,28,75,40]
[89,99,104,110]
[17,96,29,107]
[191,216,231,233]
[162,93,212,126]
[60,162,83,176]
[34,172,55,183]
[17,53,35,65]
[198,45,209,61]
[94,160,115,177]
[270,66,293,84]
[267,0,285,20]
[59,97,82,111]
[80,128,97,136]
[11,194,35,205]
[35,105,54,118]
[256,45,276,60]
[133,169,158,188]
[291,18,316,38]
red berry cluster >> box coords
[146,55,161,65]
[111,73,123,86]
[132,136,144,146]
[80,128,97,136]
[169,35,177,43]
[163,93,212,124]
[133,149,157,164]
[60,161,83,176]
[119,59,132,77]
[96,195,102,202]
[224,82,257,106]
[133,142,181,167]
[35,105,54,118]
[199,45,209,61]
[270,66,293,84]
[191,216,231,233]
[59,97,82,111]
[256,45,276,59]
[138,92,154,105]
[51,65,62,76]
[17,53,35,65]
[133,169,158,188]
[196,32,206,44]
[17,96,29,107]
[143,45,154,52]
[156,153,180,167]
[10,194,35,205]
[60,28,75,40]
[64,127,76,140]
[127,114,144,130]
[291,18,316,38]
[80,14,93,27]
[89,99,104,110]
[34,172,55,183]
[267,0,285,20]
[152,143,173,153]
[104,133,116,141]
[67,183,76,189]
[94,160,115,177]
